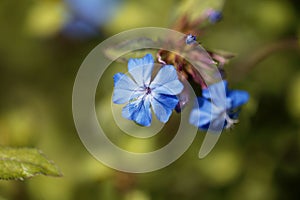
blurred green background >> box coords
[0,0,300,199]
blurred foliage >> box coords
[0,147,62,180]
[175,0,224,22]
[0,0,300,200]
[26,1,66,38]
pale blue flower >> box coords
[63,0,120,38]
[189,81,249,130]
[113,54,184,126]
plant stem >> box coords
[230,37,299,82]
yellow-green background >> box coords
[0,0,300,199]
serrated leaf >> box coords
[0,147,62,180]
[104,37,158,63]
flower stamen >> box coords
[145,87,151,95]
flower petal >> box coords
[202,81,227,108]
[209,115,226,132]
[227,90,249,109]
[150,94,178,123]
[151,65,184,95]
[127,54,154,86]
[189,97,225,130]
[189,98,212,129]
[122,97,152,126]
[202,81,228,98]
[113,73,140,104]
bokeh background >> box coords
[0,0,300,199]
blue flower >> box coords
[189,81,249,130]
[62,18,99,39]
[208,10,222,24]
[186,34,197,45]
[63,0,120,38]
[113,54,184,126]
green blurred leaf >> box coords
[0,147,62,180]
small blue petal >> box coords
[227,90,249,109]
[128,54,154,86]
[151,94,179,123]
[209,115,226,132]
[121,103,132,120]
[151,65,184,95]
[202,81,227,109]
[113,73,124,86]
[202,81,228,99]
[189,97,226,131]
[189,98,213,129]
[122,98,152,126]
[113,73,140,104]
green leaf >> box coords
[0,147,62,180]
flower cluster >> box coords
[112,8,249,130]
[113,54,249,130]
